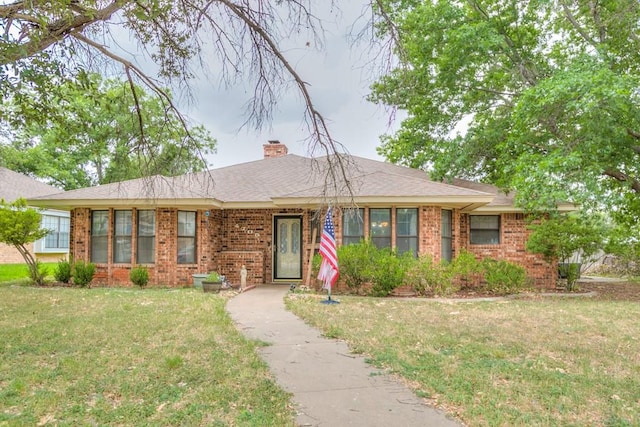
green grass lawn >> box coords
[286,294,640,426]
[0,263,57,283]
[0,286,294,426]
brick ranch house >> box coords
[28,141,573,289]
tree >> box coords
[1,72,216,190]
[370,0,640,219]
[0,0,355,185]
[526,213,607,290]
[0,198,49,285]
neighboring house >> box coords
[0,167,70,264]
[28,141,573,288]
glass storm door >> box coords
[274,216,302,280]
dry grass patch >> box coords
[0,286,294,426]
[286,294,640,426]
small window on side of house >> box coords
[469,215,500,245]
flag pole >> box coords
[318,206,340,305]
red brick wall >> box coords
[461,213,555,288]
[67,206,555,288]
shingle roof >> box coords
[28,154,506,210]
[0,167,62,202]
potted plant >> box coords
[202,271,223,293]
[192,273,209,288]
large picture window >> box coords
[42,215,70,250]
[396,208,418,256]
[441,210,452,262]
[470,215,500,245]
[342,208,364,245]
[113,210,132,263]
[91,211,108,263]
[177,211,196,264]
[137,210,155,264]
[370,208,391,249]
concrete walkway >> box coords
[226,286,461,427]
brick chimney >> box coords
[263,140,288,159]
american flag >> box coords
[317,207,339,290]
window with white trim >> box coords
[42,215,70,250]
[441,210,452,262]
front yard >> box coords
[286,284,640,426]
[0,286,293,426]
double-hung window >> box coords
[470,215,501,245]
[396,208,418,256]
[91,211,108,263]
[113,210,132,263]
[369,208,391,249]
[42,215,70,250]
[137,210,155,264]
[177,211,196,264]
[342,208,364,245]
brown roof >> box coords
[28,154,516,211]
[0,167,62,202]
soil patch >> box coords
[575,278,640,302]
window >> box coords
[177,211,196,264]
[113,210,132,263]
[42,215,70,250]
[470,215,500,245]
[137,210,155,264]
[396,208,418,256]
[370,208,391,249]
[342,208,364,245]
[441,210,452,262]
[91,211,108,263]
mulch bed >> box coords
[576,279,640,302]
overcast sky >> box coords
[177,3,400,168]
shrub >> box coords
[482,258,527,295]
[130,266,150,288]
[337,240,377,294]
[54,260,72,283]
[449,249,483,289]
[369,249,412,297]
[73,261,96,288]
[205,271,221,282]
[404,255,456,296]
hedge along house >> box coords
[28,141,573,288]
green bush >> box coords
[54,260,72,283]
[482,258,527,295]
[337,240,377,293]
[369,249,412,297]
[404,255,456,296]
[73,261,96,288]
[449,249,483,289]
[130,266,150,288]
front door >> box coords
[274,216,302,280]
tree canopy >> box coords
[0,0,356,167]
[1,72,216,190]
[370,0,640,219]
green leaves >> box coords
[0,198,48,248]
[2,73,216,189]
[372,0,640,220]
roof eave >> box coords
[26,198,224,210]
